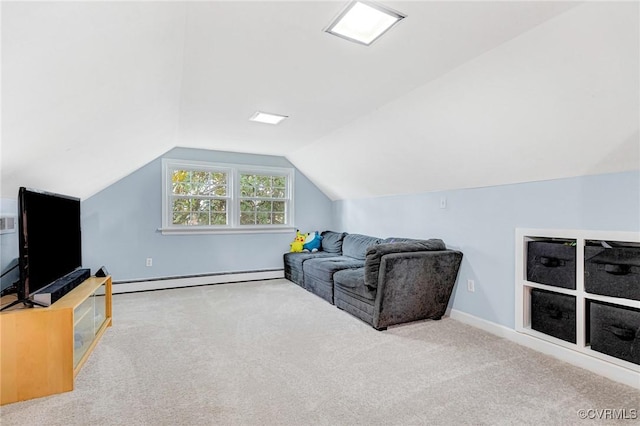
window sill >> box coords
[158,226,296,235]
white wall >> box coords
[289,2,639,200]
[334,171,640,328]
[1,2,187,199]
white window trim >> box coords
[160,159,295,235]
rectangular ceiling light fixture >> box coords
[324,1,406,46]
[249,111,289,125]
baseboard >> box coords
[449,309,640,390]
[112,269,284,294]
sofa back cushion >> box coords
[342,234,381,260]
[364,239,447,288]
[383,237,417,244]
[321,231,347,254]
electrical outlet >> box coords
[146,258,153,267]
[467,279,475,292]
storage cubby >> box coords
[516,229,640,380]
[585,240,640,300]
[530,288,576,344]
[526,238,576,289]
[588,300,640,365]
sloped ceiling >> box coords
[1,1,638,201]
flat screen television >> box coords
[17,187,82,300]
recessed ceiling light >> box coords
[324,1,406,46]
[249,111,289,125]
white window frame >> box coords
[161,159,295,235]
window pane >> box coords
[257,201,272,212]
[172,212,191,225]
[213,172,226,185]
[214,185,227,196]
[272,201,285,212]
[257,212,271,224]
[212,213,227,225]
[240,174,255,197]
[240,175,255,186]
[172,170,189,183]
[182,183,196,196]
[255,187,272,197]
[240,212,256,225]
[256,175,270,186]
[273,176,286,187]
[173,198,191,212]
[172,182,190,195]
[272,213,284,224]
[199,183,220,196]
[194,199,209,212]
[240,186,254,197]
[240,200,255,212]
[212,200,226,212]
[273,188,285,198]
[192,171,209,183]
[195,213,210,225]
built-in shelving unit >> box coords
[0,276,112,405]
[515,229,639,387]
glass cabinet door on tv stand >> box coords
[72,282,109,369]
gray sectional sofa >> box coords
[283,231,463,330]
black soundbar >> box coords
[32,268,91,306]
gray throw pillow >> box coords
[321,231,347,254]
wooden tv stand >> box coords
[0,276,112,405]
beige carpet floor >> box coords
[1,279,638,425]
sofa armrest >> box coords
[372,250,463,330]
[364,239,446,289]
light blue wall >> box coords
[0,198,19,291]
[81,148,334,282]
[333,171,640,329]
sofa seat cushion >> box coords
[284,251,335,272]
[284,251,336,287]
[285,266,304,287]
[334,268,376,301]
[334,289,375,326]
[302,256,365,282]
[342,234,382,260]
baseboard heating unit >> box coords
[112,269,284,294]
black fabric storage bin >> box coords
[531,289,576,343]
[527,241,576,289]
[585,245,640,301]
[589,301,640,365]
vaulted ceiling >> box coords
[2,1,638,200]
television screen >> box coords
[18,187,82,298]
